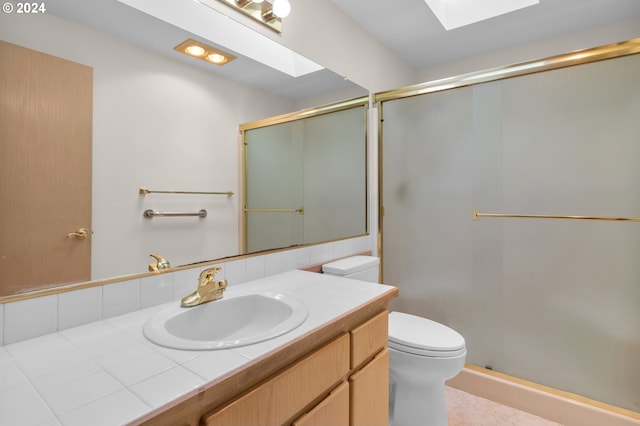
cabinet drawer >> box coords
[201,333,350,426]
[350,310,388,368]
[293,381,349,426]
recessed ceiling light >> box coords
[118,0,323,78]
[206,53,227,64]
[174,39,237,66]
[185,45,206,57]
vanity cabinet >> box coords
[136,284,396,426]
[348,310,389,426]
[293,381,350,426]
[200,310,389,426]
[202,333,350,426]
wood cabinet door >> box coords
[349,348,389,426]
[201,334,350,426]
[293,381,349,426]
[0,41,92,296]
[350,310,388,369]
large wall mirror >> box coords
[241,100,368,253]
[0,0,368,298]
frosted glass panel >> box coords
[381,53,640,411]
[303,107,367,244]
[245,122,303,253]
[244,105,367,253]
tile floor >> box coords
[446,387,564,425]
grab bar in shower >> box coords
[472,208,640,222]
[139,188,233,196]
[244,207,305,215]
[144,209,207,219]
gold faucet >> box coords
[148,253,171,272]
[181,267,228,307]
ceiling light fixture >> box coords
[174,39,237,66]
[272,0,290,18]
[215,0,289,33]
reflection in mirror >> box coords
[242,101,369,253]
[0,0,367,299]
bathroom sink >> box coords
[143,292,308,350]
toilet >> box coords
[322,256,466,426]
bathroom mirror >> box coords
[242,100,369,253]
[0,0,368,298]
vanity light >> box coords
[216,0,285,33]
[174,39,236,66]
[272,0,290,18]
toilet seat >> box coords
[389,311,466,358]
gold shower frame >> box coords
[374,37,640,275]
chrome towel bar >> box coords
[472,208,640,222]
[244,207,304,215]
[139,188,233,196]
[144,209,207,218]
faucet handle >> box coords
[149,253,171,272]
[198,267,221,286]
[216,279,228,290]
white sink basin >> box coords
[143,292,308,350]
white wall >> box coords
[418,16,640,81]
[0,13,296,280]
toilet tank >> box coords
[322,256,380,283]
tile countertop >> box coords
[0,270,397,426]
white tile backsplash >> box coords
[294,247,311,268]
[103,278,141,318]
[140,274,173,308]
[0,238,372,346]
[264,252,283,276]
[246,255,265,281]
[308,244,325,265]
[4,294,57,344]
[58,286,102,330]
[171,267,201,301]
[224,258,247,285]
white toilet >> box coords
[322,256,466,426]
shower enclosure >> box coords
[378,39,640,412]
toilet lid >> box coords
[389,311,466,357]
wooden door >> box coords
[0,41,92,296]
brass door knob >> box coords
[67,228,88,240]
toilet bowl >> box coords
[322,256,466,426]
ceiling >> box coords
[46,0,640,100]
[45,0,356,101]
[331,0,640,70]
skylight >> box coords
[424,0,540,30]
